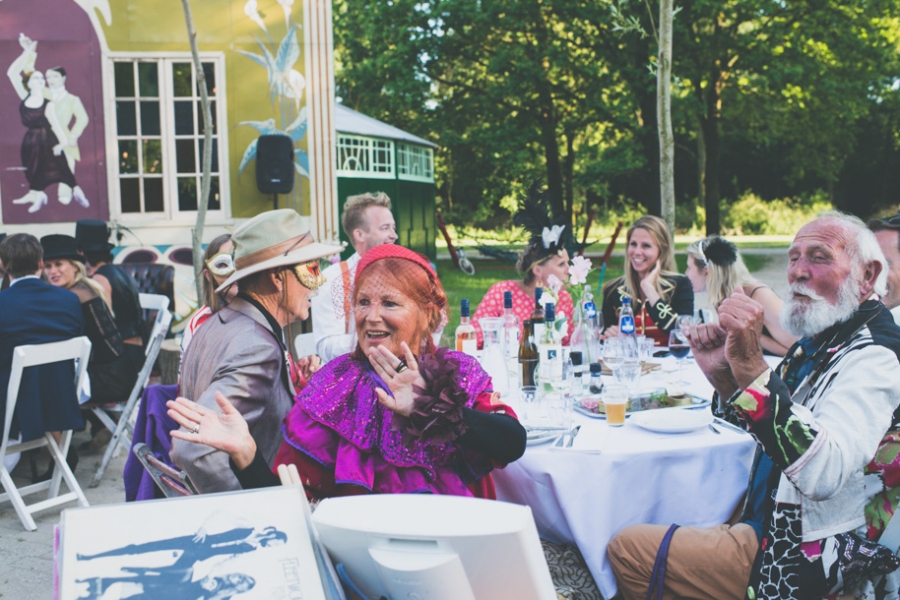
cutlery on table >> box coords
[708,423,721,435]
[566,425,582,447]
[713,417,746,435]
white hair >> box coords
[814,210,887,297]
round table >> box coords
[493,356,764,599]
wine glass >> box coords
[667,327,690,385]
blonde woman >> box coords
[602,215,693,345]
[686,236,796,355]
[42,235,139,405]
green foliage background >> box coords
[332,0,900,232]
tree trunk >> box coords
[657,0,675,234]
[181,0,214,302]
[702,67,722,236]
[563,131,575,226]
[537,85,565,220]
[696,114,706,224]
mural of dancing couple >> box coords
[6,33,90,214]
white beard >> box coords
[780,278,860,338]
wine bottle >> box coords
[539,302,563,390]
[502,290,520,380]
[455,298,477,356]
[518,319,539,389]
[531,287,545,342]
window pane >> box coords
[201,62,216,96]
[208,176,221,210]
[143,140,162,174]
[116,101,136,136]
[198,138,219,173]
[120,178,140,212]
[114,62,135,97]
[176,139,196,174]
[178,177,198,211]
[174,101,194,135]
[198,100,217,134]
[144,178,164,212]
[138,62,159,97]
[172,62,193,97]
[119,140,138,174]
[139,101,160,136]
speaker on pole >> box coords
[256,134,295,197]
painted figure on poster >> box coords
[5,33,90,213]
[77,571,256,600]
[74,526,283,599]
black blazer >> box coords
[0,277,85,441]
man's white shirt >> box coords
[311,252,360,363]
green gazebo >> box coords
[335,105,438,261]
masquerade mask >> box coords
[205,252,235,278]
[294,261,326,291]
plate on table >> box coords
[630,408,713,433]
[525,428,564,445]
[574,400,629,420]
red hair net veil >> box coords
[353,245,449,356]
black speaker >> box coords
[256,134,295,194]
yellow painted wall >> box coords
[100,0,311,218]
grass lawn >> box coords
[436,252,772,336]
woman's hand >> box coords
[602,325,620,339]
[640,260,662,305]
[167,393,257,470]
[368,341,425,417]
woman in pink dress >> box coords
[472,236,574,347]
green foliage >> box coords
[721,192,832,236]
[333,0,900,229]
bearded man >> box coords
[609,212,900,599]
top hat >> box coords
[215,209,342,292]
[41,234,84,263]
[75,219,114,253]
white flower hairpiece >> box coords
[541,225,565,249]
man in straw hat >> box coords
[171,209,340,493]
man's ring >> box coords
[190,424,200,435]
[396,359,409,373]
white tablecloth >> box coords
[493,356,767,599]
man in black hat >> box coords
[74,220,144,350]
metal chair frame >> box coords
[89,294,172,488]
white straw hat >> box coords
[215,209,341,292]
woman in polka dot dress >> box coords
[472,240,574,347]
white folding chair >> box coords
[89,294,172,488]
[0,337,92,531]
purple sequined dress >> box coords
[278,350,495,497]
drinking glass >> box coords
[603,384,628,427]
[478,317,509,396]
[613,358,641,396]
[668,327,690,385]
[602,338,624,371]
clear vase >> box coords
[569,305,601,365]
[478,317,510,396]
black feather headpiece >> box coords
[701,236,738,267]
[513,183,572,259]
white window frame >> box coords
[102,52,232,226]
[335,134,395,179]
[397,143,434,183]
